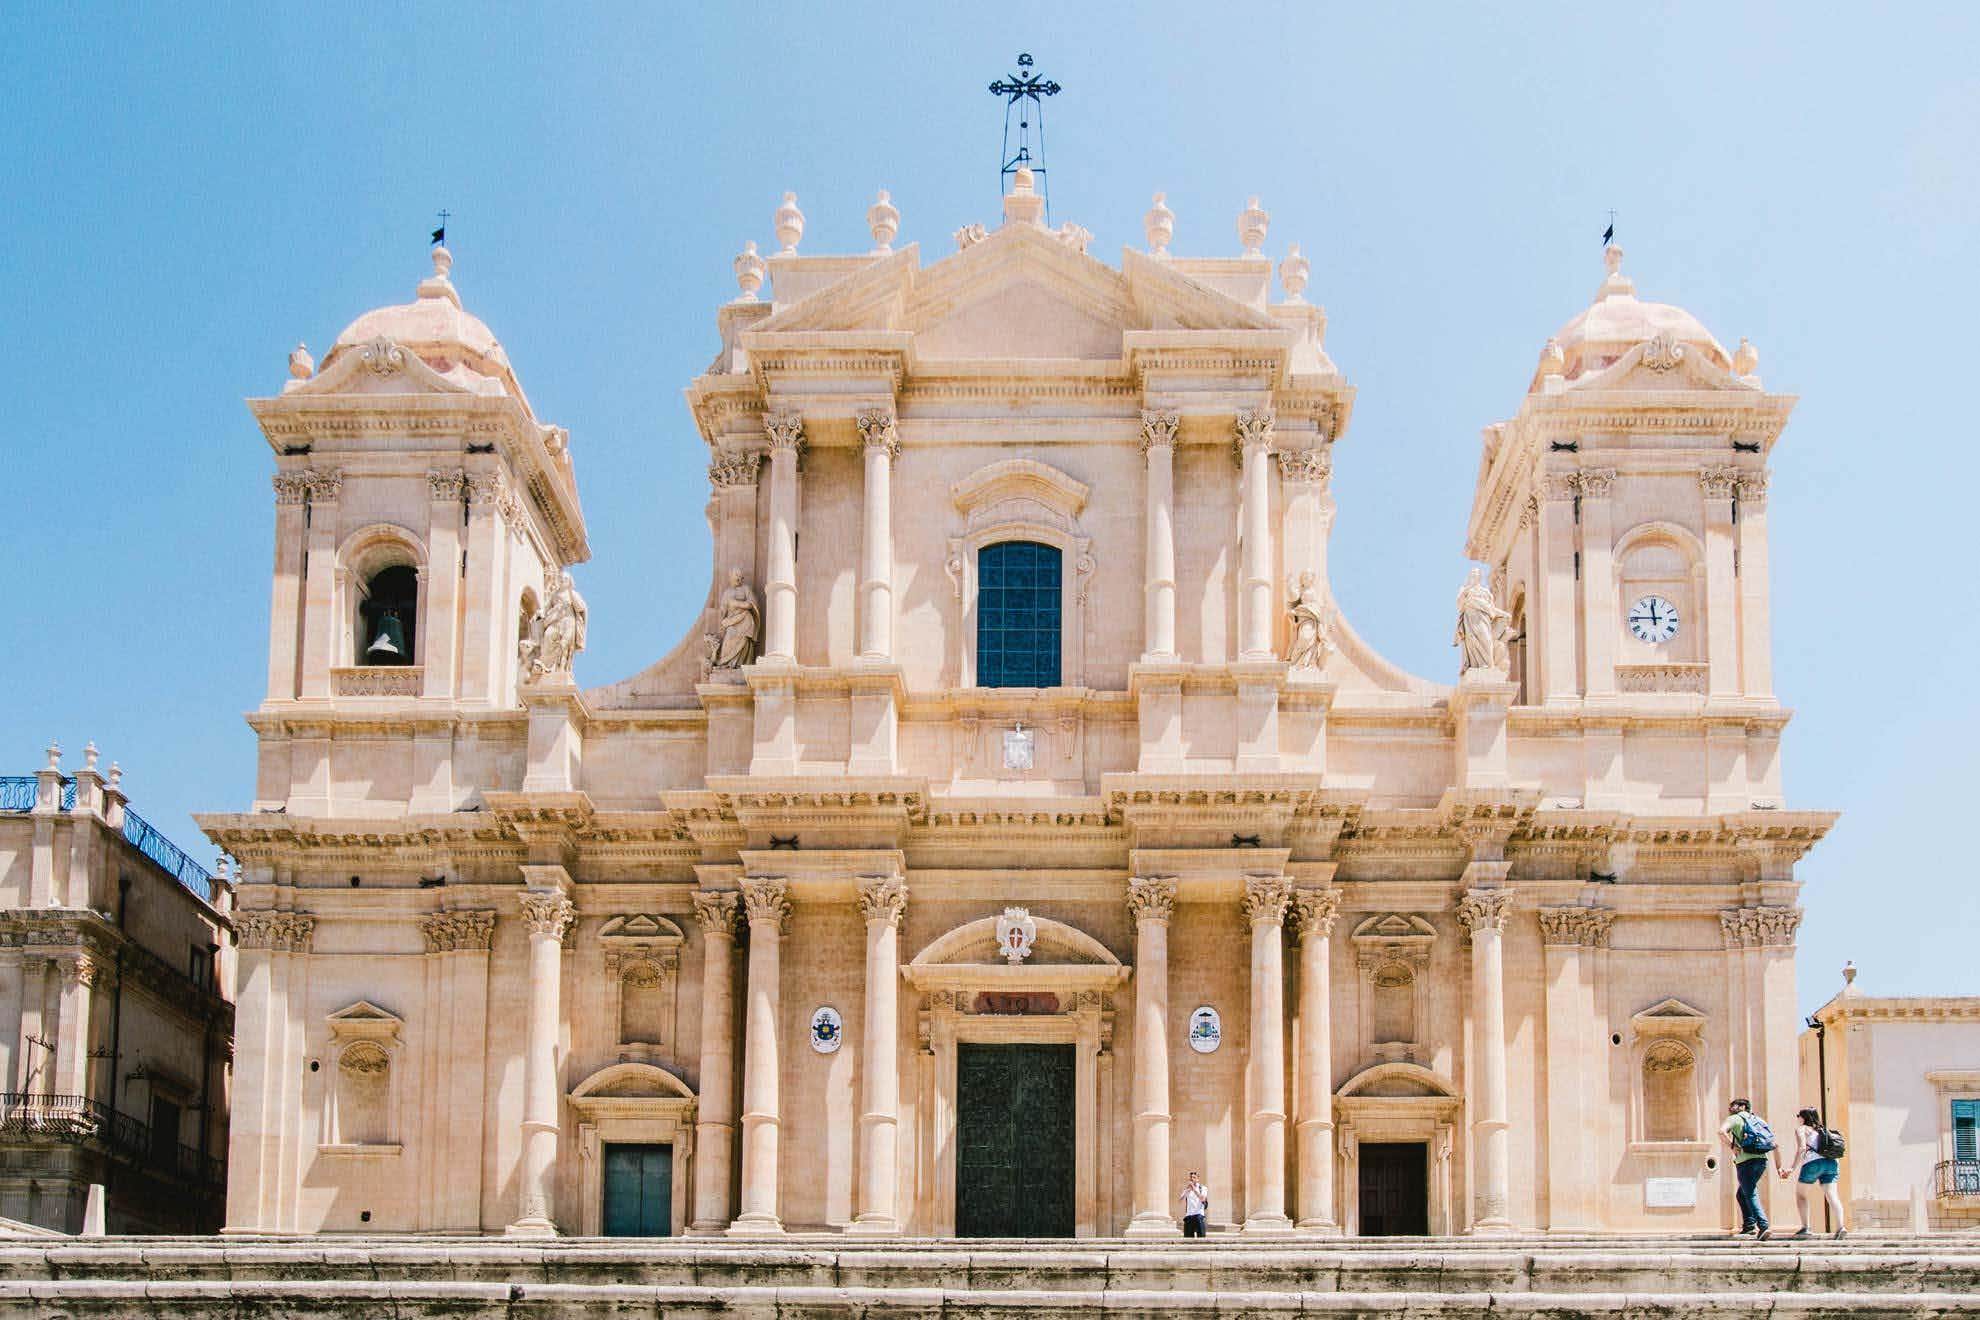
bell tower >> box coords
[248,245,587,812]
[1465,245,1794,807]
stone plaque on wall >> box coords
[1644,1177,1697,1209]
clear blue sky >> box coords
[3,6,1975,1013]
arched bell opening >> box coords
[359,564,419,666]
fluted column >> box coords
[856,411,898,661]
[690,890,741,1232]
[1701,466,1739,699]
[1236,409,1277,660]
[1457,887,1515,1232]
[1291,887,1342,1231]
[731,877,790,1233]
[1241,872,1293,1232]
[763,416,804,662]
[1125,876,1178,1235]
[508,888,574,1236]
[1141,411,1179,660]
[852,876,907,1232]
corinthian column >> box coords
[1241,872,1293,1232]
[508,887,575,1236]
[1125,876,1178,1235]
[1141,411,1179,661]
[763,415,804,662]
[852,876,907,1233]
[856,410,899,661]
[690,890,741,1232]
[1457,887,1515,1232]
[1700,465,1740,699]
[731,877,790,1233]
[1235,409,1276,661]
[1291,887,1342,1232]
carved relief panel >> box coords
[599,915,685,1065]
[1349,914,1437,1065]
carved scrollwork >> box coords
[1240,872,1293,926]
[427,469,468,502]
[1537,906,1614,948]
[1232,408,1276,466]
[358,336,407,375]
[692,889,741,938]
[856,876,908,927]
[1721,905,1801,949]
[708,451,763,488]
[740,877,791,933]
[763,413,806,454]
[304,470,344,502]
[1570,468,1616,499]
[272,473,312,506]
[518,891,576,941]
[855,409,900,458]
[1276,446,1332,486]
[1735,470,1769,504]
[1699,465,1741,500]
[420,909,496,954]
[236,911,315,953]
[1456,888,1515,935]
[1289,888,1343,940]
[1139,410,1180,453]
[1641,331,1685,372]
[1126,875,1178,925]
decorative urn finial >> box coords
[1733,336,1759,376]
[1604,242,1624,277]
[733,241,766,301]
[107,761,122,790]
[44,741,60,771]
[1238,196,1270,256]
[1279,242,1310,301]
[431,244,453,281]
[774,192,805,255]
[1011,164,1035,195]
[288,342,314,380]
[1842,960,1857,987]
[1144,191,1174,257]
[83,741,98,772]
[867,189,900,253]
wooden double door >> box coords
[1357,1141,1430,1236]
[955,1043,1076,1237]
[602,1142,672,1236]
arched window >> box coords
[1372,962,1416,1044]
[1641,1040,1698,1141]
[976,541,1061,688]
[359,565,419,666]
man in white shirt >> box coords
[1179,1172,1209,1237]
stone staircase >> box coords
[1,1234,1977,1316]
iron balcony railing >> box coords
[0,1092,224,1191]
[0,775,213,904]
[1935,1159,1980,1198]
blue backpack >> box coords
[1736,1114,1777,1154]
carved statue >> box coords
[525,569,588,681]
[711,570,761,671]
[1453,567,1512,674]
[1284,571,1331,671]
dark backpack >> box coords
[1814,1127,1846,1159]
[1736,1114,1777,1154]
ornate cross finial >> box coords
[989,53,1061,209]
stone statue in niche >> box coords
[1284,571,1332,672]
[1453,567,1512,674]
[711,570,761,673]
[524,568,588,681]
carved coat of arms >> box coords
[994,907,1037,964]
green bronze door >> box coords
[955,1043,1076,1237]
[602,1143,672,1236]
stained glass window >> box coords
[977,541,1061,688]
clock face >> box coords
[1628,595,1680,644]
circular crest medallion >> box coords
[1187,1006,1222,1054]
[810,1005,843,1054]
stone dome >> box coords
[323,247,529,407]
[1542,245,1729,387]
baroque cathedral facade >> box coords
[202,170,1833,1238]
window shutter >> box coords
[1954,1099,1980,1161]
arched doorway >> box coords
[1335,1061,1462,1236]
[568,1062,697,1237]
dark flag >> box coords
[1601,222,1614,246]
[431,225,446,246]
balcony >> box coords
[332,665,423,697]
[0,776,213,904]
[0,1092,224,1193]
[1935,1159,1980,1199]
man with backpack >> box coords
[1776,1106,1847,1238]
[1721,1098,1776,1238]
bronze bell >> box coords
[366,609,407,662]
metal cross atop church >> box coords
[988,52,1060,212]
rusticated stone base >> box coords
[1,1234,1978,1316]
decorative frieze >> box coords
[739,877,791,932]
[236,911,315,953]
[691,889,741,938]
[420,909,496,954]
[518,891,575,941]
[1276,446,1332,486]
[332,665,423,697]
[1289,887,1342,939]
[1616,663,1708,694]
[708,451,762,488]
[1139,409,1180,453]
[1699,465,1741,500]
[1125,875,1178,925]
[856,876,908,926]
[855,408,900,458]
[1456,888,1515,935]
[1537,906,1615,948]
[1240,872,1293,926]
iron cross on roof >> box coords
[987,53,1061,213]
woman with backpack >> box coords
[1775,1106,1847,1239]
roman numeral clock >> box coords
[1627,595,1680,644]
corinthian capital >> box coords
[1234,407,1276,452]
[1456,888,1514,935]
[1735,469,1769,504]
[1276,447,1332,486]
[236,910,315,953]
[421,909,496,953]
[1749,906,1802,948]
[1569,468,1616,499]
[692,889,741,938]
[1240,872,1292,926]
[272,473,311,506]
[856,876,908,926]
[1126,875,1178,925]
[427,469,468,502]
[855,408,900,458]
[1289,887,1342,939]
[304,470,343,502]
[764,413,806,453]
[1139,410,1180,453]
[1699,465,1740,500]
[707,451,762,488]
[1537,906,1614,947]
[740,877,791,932]
[518,890,576,941]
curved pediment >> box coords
[910,913,1118,969]
[1338,1061,1459,1100]
[569,1061,694,1102]
[951,458,1090,522]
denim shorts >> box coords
[1798,1157,1839,1185]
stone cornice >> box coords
[1815,999,1980,1028]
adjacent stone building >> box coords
[0,745,233,1233]
[202,171,1834,1238]
[1801,967,1980,1232]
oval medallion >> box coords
[810,1005,843,1054]
[1187,1006,1222,1054]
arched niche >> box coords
[567,1062,697,1237]
[1334,1062,1463,1236]
[1613,520,1706,667]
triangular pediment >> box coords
[326,999,399,1023]
[1635,996,1707,1021]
